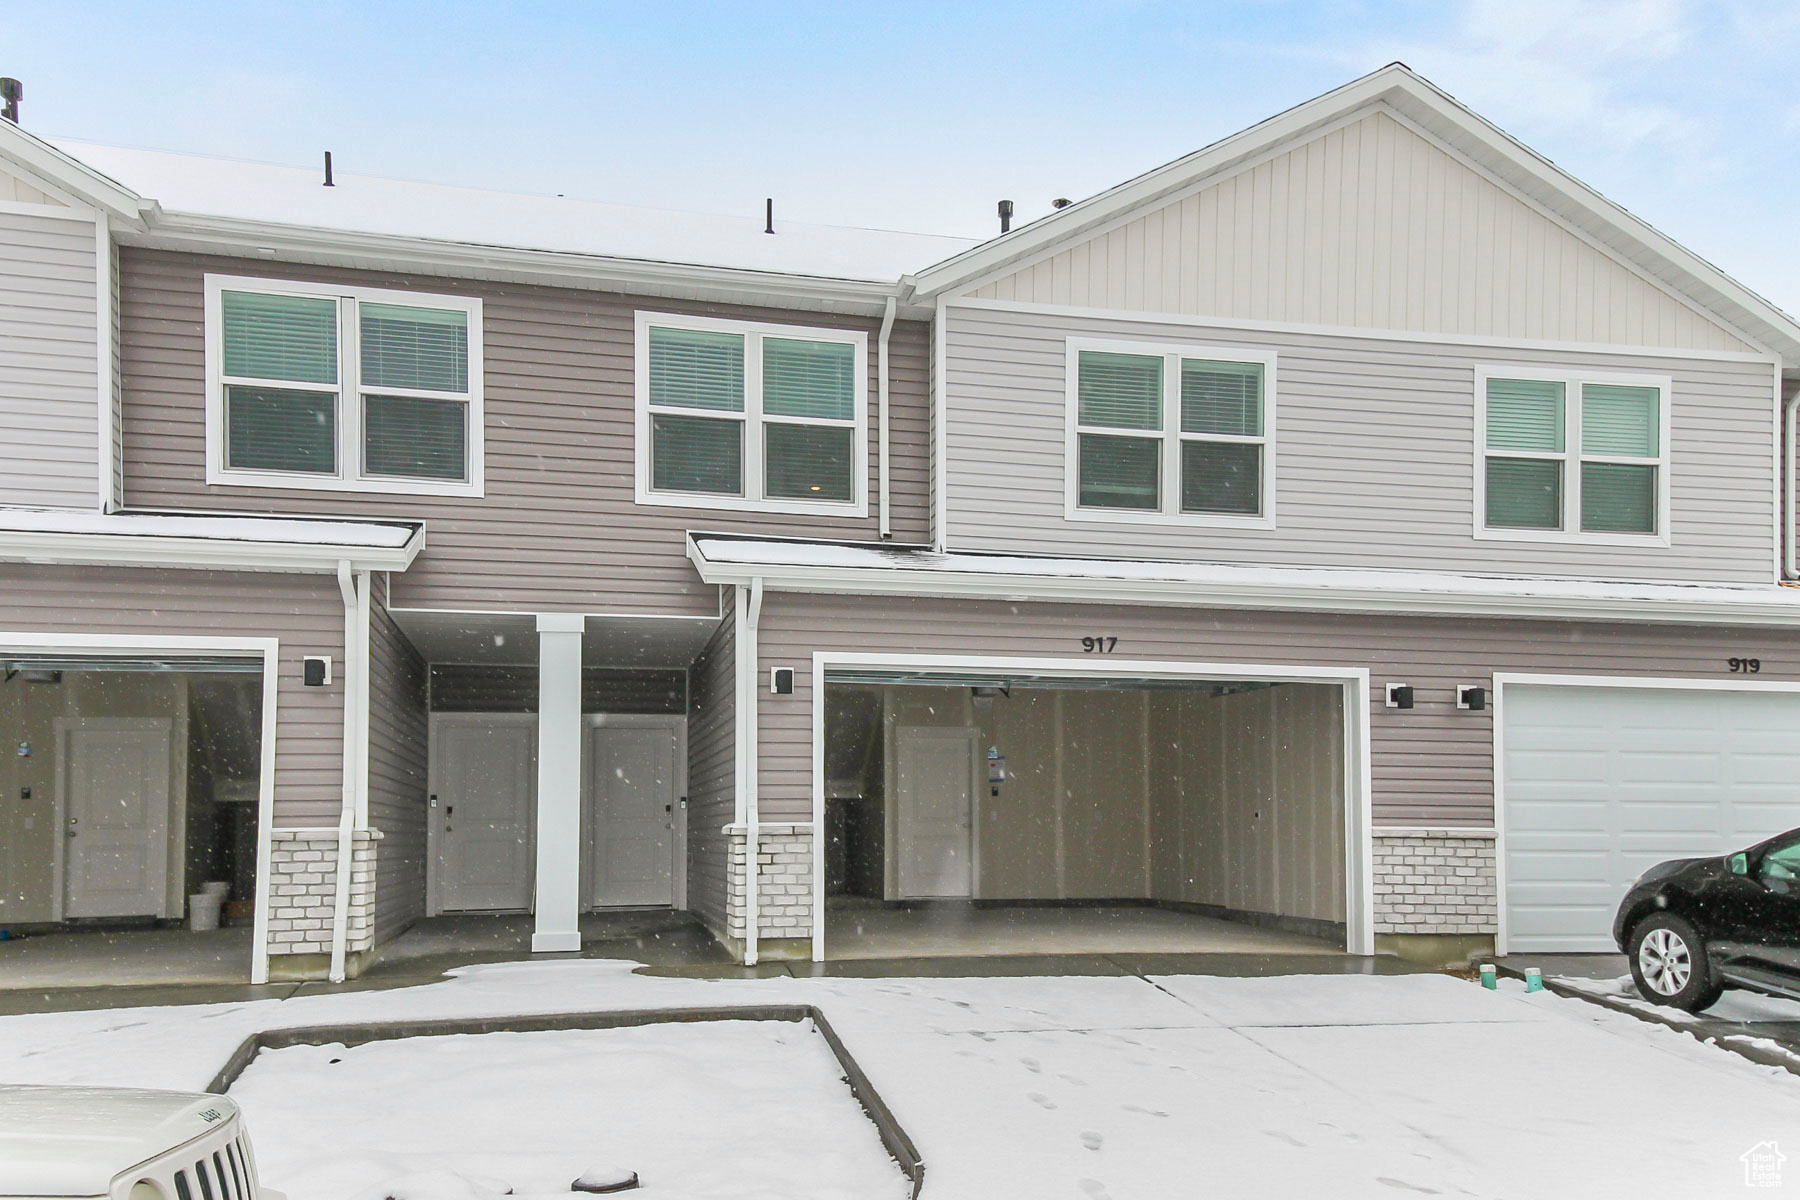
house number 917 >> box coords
[1728,657,1762,673]
[1081,637,1118,653]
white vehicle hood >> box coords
[0,1086,236,1198]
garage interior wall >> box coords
[684,607,735,937]
[0,669,264,925]
[832,681,1344,922]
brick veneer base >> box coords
[265,829,379,956]
[1372,829,1497,935]
[724,824,814,941]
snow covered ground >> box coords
[2,962,1797,1199]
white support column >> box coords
[533,613,584,953]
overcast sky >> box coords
[6,1,1797,313]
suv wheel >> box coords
[1628,913,1723,1012]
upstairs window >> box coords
[1479,371,1667,540]
[1067,340,1275,525]
[205,276,483,495]
[636,313,868,515]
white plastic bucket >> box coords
[202,881,230,900]
[188,892,223,932]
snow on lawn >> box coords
[229,1021,907,1200]
[3,963,1800,1199]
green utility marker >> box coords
[1479,963,1498,990]
[1524,967,1544,993]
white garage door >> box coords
[1503,684,1800,953]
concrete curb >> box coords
[1486,962,1800,1078]
[205,1005,926,1199]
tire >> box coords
[1628,913,1724,1012]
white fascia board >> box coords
[0,527,422,573]
[0,123,153,228]
[130,215,912,318]
[685,541,1800,628]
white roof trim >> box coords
[0,120,153,226]
[687,534,1800,627]
[903,64,1800,367]
[0,509,423,573]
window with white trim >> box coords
[635,312,868,515]
[204,275,483,495]
[1068,341,1273,523]
[1480,371,1667,538]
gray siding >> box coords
[684,603,734,936]
[117,249,932,615]
[369,581,428,945]
[0,208,98,508]
[0,565,344,826]
[753,591,1800,828]
[944,304,1777,582]
[427,665,685,714]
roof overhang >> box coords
[122,213,918,319]
[688,533,1800,628]
[0,509,425,573]
[0,120,156,227]
[902,64,1800,366]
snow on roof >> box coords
[0,507,419,549]
[688,534,1800,621]
[58,141,978,282]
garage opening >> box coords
[820,669,1351,960]
[0,656,265,984]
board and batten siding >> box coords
[368,580,429,945]
[0,205,99,508]
[752,591,1800,829]
[0,564,345,827]
[684,604,735,937]
[972,110,1753,354]
[944,303,1776,581]
[116,249,932,616]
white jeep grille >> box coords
[115,1116,266,1200]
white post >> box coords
[533,613,584,953]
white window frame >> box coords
[1063,337,1277,528]
[1474,366,1672,547]
[634,310,869,517]
[203,274,485,497]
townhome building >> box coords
[3,64,1798,983]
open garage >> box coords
[816,661,1369,959]
[1500,677,1800,953]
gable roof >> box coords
[903,64,1800,366]
[0,117,153,224]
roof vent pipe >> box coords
[997,199,1014,233]
[0,78,21,124]
[765,198,774,235]
[323,151,334,187]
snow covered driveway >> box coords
[1,962,1796,1199]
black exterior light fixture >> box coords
[302,656,333,687]
[1457,685,1487,711]
[1385,683,1415,710]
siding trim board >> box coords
[805,651,1376,959]
[0,630,281,985]
[1491,670,1800,956]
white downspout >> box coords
[743,576,765,966]
[877,296,896,539]
[329,562,358,983]
[1785,388,1797,580]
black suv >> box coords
[1612,827,1800,1011]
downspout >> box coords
[877,296,896,539]
[743,576,765,966]
[329,562,358,982]
[1785,386,1797,580]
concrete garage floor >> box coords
[824,903,1341,960]
[0,907,1412,1017]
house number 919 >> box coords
[1728,657,1762,673]
[1081,637,1118,653]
